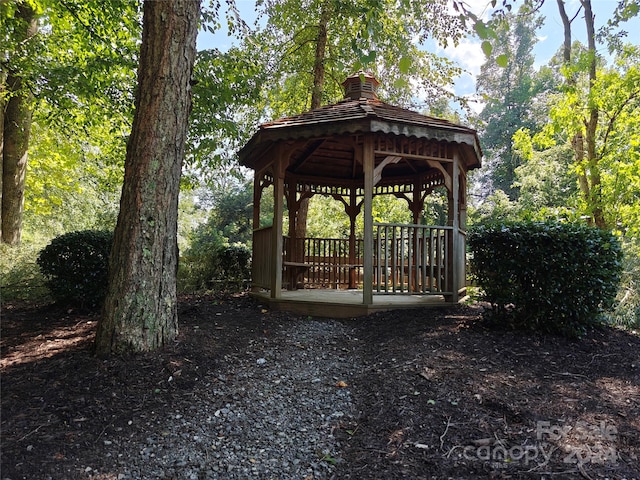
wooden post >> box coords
[271,146,286,299]
[362,135,374,305]
[348,187,361,289]
[286,182,297,289]
[446,153,460,303]
[411,177,423,291]
[250,171,262,292]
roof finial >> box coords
[342,71,380,100]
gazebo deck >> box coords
[250,288,467,318]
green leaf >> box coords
[361,50,377,64]
[399,56,412,74]
[496,54,508,67]
[481,40,493,57]
[474,20,490,39]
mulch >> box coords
[1,293,639,479]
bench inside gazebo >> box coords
[239,73,482,318]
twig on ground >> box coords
[440,416,452,451]
[17,424,45,442]
[550,371,590,380]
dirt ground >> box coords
[1,293,639,480]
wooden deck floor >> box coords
[250,289,465,318]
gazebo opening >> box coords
[239,73,482,317]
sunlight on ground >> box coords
[0,321,95,369]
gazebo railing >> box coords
[374,223,451,294]
[254,224,463,294]
[283,236,364,289]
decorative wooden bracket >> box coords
[426,160,451,191]
[373,155,403,186]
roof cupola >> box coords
[341,71,380,100]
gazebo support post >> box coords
[347,189,360,289]
[286,182,298,289]
[446,153,461,303]
[363,135,374,305]
[250,171,262,293]
[270,147,286,299]
[333,189,362,289]
[411,178,424,291]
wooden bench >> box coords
[283,261,312,290]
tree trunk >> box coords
[95,0,201,356]
[1,6,37,245]
[581,0,606,228]
[310,5,329,110]
[557,0,606,228]
[1,74,5,234]
[295,3,330,242]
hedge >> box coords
[37,230,113,308]
[468,221,622,336]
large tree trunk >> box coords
[581,0,605,228]
[294,4,330,242]
[1,5,37,245]
[557,0,606,228]
[95,0,200,356]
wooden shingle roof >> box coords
[240,73,482,187]
[240,97,482,171]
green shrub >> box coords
[604,237,640,331]
[1,242,50,304]
[468,221,622,337]
[37,230,113,307]
[179,244,251,293]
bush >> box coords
[604,237,640,331]
[468,221,622,337]
[37,230,113,308]
[1,241,50,304]
[179,244,251,293]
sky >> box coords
[196,0,640,112]
[440,0,640,106]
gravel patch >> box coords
[105,319,361,480]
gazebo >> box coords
[239,72,482,317]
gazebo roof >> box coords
[239,73,482,185]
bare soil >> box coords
[1,293,639,479]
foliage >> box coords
[604,238,640,331]
[24,121,122,235]
[36,229,113,307]
[468,190,520,226]
[468,221,622,337]
[510,130,580,221]
[187,47,266,183]
[250,0,466,113]
[9,0,141,125]
[0,240,50,304]
[475,4,550,198]
[2,0,140,242]
[179,182,253,292]
[520,44,640,233]
[179,244,251,293]
[189,181,254,246]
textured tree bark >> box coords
[557,0,606,228]
[295,3,330,243]
[1,5,37,245]
[95,0,201,356]
[581,0,605,228]
[1,74,5,237]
